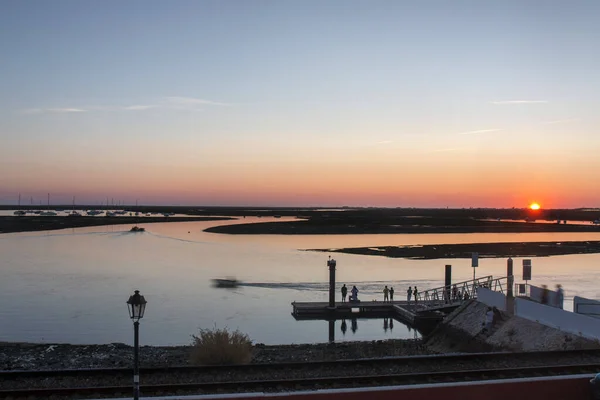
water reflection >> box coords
[327,317,418,342]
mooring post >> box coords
[327,256,336,309]
[445,265,452,303]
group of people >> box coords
[340,284,360,302]
[340,284,422,303]
[541,284,564,309]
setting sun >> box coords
[530,203,541,210]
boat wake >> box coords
[240,279,440,293]
[145,231,217,245]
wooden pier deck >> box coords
[291,300,454,329]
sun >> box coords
[529,203,541,210]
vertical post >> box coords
[327,257,336,308]
[507,257,514,297]
[133,321,140,400]
[328,319,335,343]
[445,265,452,303]
[506,257,514,314]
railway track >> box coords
[0,364,598,399]
[1,350,599,399]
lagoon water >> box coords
[2,216,600,346]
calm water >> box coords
[2,217,600,346]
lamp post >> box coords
[126,290,147,400]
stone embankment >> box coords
[425,300,600,353]
[0,340,428,371]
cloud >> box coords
[165,96,230,107]
[123,105,156,111]
[491,100,548,105]
[21,107,86,114]
[427,148,458,153]
[21,96,230,115]
[376,140,393,144]
[542,118,579,125]
[458,128,502,135]
[47,108,87,113]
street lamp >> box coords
[126,290,147,400]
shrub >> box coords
[190,326,253,365]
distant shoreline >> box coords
[310,240,600,260]
[204,219,600,235]
[0,216,234,234]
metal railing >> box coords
[415,276,508,310]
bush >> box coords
[190,326,253,365]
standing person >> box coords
[413,286,419,305]
[341,284,347,303]
[452,285,458,302]
[407,286,413,303]
[351,285,359,302]
[541,284,549,305]
[555,284,564,309]
[389,287,395,302]
[383,285,389,302]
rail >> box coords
[1,362,599,399]
[416,276,508,310]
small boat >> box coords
[212,278,240,288]
[130,226,145,232]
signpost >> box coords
[522,259,532,296]
[471,252,478,281]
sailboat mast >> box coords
[47,193,50,210]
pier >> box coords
[291,257,510,334]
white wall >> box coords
[529,285,561,307]
[477,288,506,311]
[574,296,600,319]
[515,297,600,340]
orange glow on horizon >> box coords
[530,203,541,210]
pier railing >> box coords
[416,275,508,310]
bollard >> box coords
[327,257,336,308]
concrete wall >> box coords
[515,297,600,340]
[574,296,600,319]
[476,288,507,311]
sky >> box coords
[1,0,599,208]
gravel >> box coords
[0,339,428,371]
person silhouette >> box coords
[341,319,347,336]
[389,319,394,331]
[383,318,389,332]
[341,284,347,302]
[351,318,358,334]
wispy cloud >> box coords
[491,100,548,105]
[165,96,230,107]
[458,128,502,135]
[21,107,87,114]
[427,148,458,153]
[22,96,230,115]
[123,105,156,111]
[48,108,87,113]
[542,118,579,125]
[376,140,393,144]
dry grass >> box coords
[190,326,253,365]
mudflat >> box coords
[309,240,600,259]
[0,216,232,234]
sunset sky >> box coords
[1,0,599,207]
